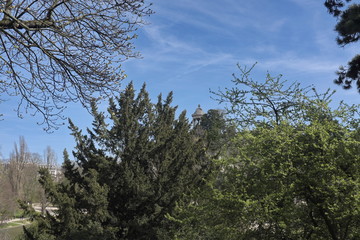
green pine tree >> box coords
[324,0,360,91]
[21,83,210,240]
[199,109,236,156]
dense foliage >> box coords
[16,67,360,240]
[199,109,236,156]
[171,67,360,240]
[22,83,210,240]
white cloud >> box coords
[143,25,202,54]
[173,52,235,78]
[153,0,288,38]
[252,44,278,54]
[129,23,237,77]
[256,54,340,74]
[289,0,320,8]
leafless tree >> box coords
[7,136,31,198]
[22,153,42,203]
[0,0,153,130]
[44,146,56,167]
[0,138,31,219]
[0,163,14,222]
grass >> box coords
[0,225,25,239]
[0,220,29,229]
[0,220,31,239]
[14,210,25,219]
[0,222,18,228]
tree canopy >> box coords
[0,0,153,130]
[171,66,360,240]
[21,83,210,240]
[199,109,236,156]
[324,0,360,92]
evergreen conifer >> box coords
[22,83,209,240]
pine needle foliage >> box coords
[21,83,209,240]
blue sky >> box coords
[1,0,359,161]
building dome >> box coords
[192,104,205,119]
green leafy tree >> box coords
[21,83,210,240]
[324,0,360,91]
[172,66,360,239]
[215,118,360,240]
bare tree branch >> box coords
[0,0,153,130]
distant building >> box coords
[38,164,63,182]
[191,104,206,137]
[191,104,205,127]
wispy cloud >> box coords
[127,23,237,79]
[173,52,235,79]
[289,0,321,8]
[143,25,203,54]
[260,55,340,73]
[152,0,288,38]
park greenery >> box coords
[2,1,360,239]
[0,139,57,221]
[0,65,355,240]
[170,65,360,240]
[20,83,212,240]
[0,139,57,240]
